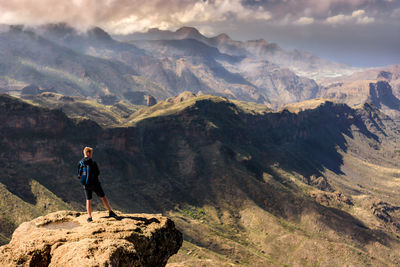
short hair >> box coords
[83,147,93,156]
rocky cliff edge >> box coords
[0,211,182,267]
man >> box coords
[77,147,117,222]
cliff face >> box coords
[368,81,400,110]
[0,211,182,267]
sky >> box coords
[0,0,399,67]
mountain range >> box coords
[118,26,358,80]
[2,23,398,111]
[0,23,360,109]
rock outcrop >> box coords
[0,211,182,267]
[371,201,400,232]
[368,81,400,110]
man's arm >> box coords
[77,163,81,179]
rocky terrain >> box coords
[319,65,400,96]
[0,210,182,266]
[318,65,400,121]
[1,92,400,265]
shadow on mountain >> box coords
[227,163,393,246]
[0,176,37,205]
[209,61,253,86]
[248,101,379,176]
[369,81,400,110]
[116,98,391,245]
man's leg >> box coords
[101,197,117,218]
[95,184,117,217]
[84,187,93,221]
[101,197,112,211]
[86,199,92,218]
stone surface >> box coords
[146,95,157,106]
[0,210,182,267]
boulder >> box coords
[0,211,182,267]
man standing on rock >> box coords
[77,147,117,222]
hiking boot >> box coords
[109,210,118,218]
[87,217,93,222]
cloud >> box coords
[351,9,365,17]
[326,14,351,24]
[391,8,400,18]
[243,0,399,26]
[0,0,396,34]
[243,0,392,17]
[174,0,271,23]
[356,16,375,24]
[0,0,271,34]
[295,17,315,25]
[325,9,374,25]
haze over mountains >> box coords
[119,26,357,80]
[0,23,368,110]
[1,21,400,266]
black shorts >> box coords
[83,183,105,200]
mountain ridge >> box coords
[116,26,358,80]
[0,23,327,108]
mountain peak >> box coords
[39,22,77,37]
[176,26,200,34]
[246,39,281,52]
[280,99,334,113]
[214,33,232,42]
[247,39,269,46]
[87,26,112,41]
[148,27,168,34]
[175,26,203,39]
